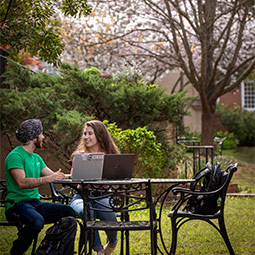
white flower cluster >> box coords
[113,61,143,82]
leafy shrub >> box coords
[216,104,255,146]
[105,121,186,177]
[1,61,189,177]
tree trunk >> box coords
[201,105,216,146]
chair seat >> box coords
[87,220,156,230]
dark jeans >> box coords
[5,199,76,255]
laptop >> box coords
[72,153,135,180]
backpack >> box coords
[36,216,78,255]
[184,162,228,215]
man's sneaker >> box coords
[104,242,117,255]
[97,251,105,255]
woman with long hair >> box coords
[70,120,119,255]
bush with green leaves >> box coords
[58,63,189,132]
[1,61,189,137]
[105,121,186,177]
[216,104,255,146]
[1,61,190,177]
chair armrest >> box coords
[49,183,73,204]
[39,194,54,200]
[172,187,190,195]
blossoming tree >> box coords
[60,0,255,144]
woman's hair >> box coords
[72,120,120,158]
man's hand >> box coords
[48,169,66,182]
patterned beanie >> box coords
[16,119,43,143]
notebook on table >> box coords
[72,153,135,180]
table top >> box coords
[54,178,194,185]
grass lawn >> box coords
[1,197,255,254]
[222,146,255,165]
[1,146,254,254]
[221,146,255,193]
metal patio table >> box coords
[55,178,194,254]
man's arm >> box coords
[10,167,66,189]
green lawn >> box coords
[222,146,255,165]
[1,146,254,254]
[221,146,255,193]
[1,197,255,254]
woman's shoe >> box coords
[104,242,117,255]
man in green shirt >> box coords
[5,119,75,255]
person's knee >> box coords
[70,200,84,218]
[31,215,44,233]
[63,205,76,217]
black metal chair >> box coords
[168,163,238,255]
[81,179,157,255]
[48,182,73,204]
[0,180,40,255]
[0,180,65,255]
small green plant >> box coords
[238,184,252,193]
[176,157,194,179]
[83,66,101,75]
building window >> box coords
[241,80,255,111]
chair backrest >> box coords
[0,180,7,200]
[191,163,236,191]
[0,180,22,227]
[217,164,238,207]
[183,163,237,215]
[201,163,237,215]
[189,167,211,191]
[83,180,153,222]
[0,180,7,211]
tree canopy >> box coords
[0,0,92,65]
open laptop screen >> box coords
[72,153,135,180]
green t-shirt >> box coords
[4,146,47,212]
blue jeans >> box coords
[70,193,118,251]
[5,199,76,255]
